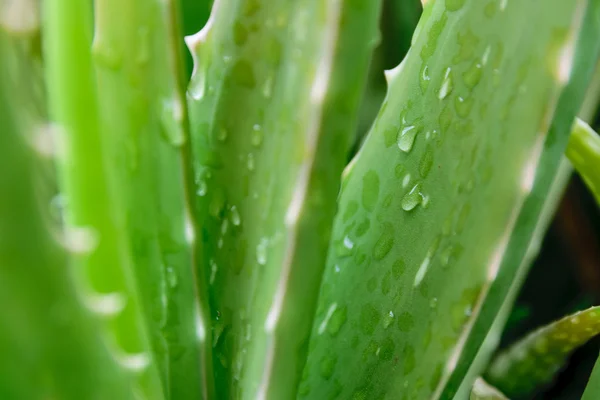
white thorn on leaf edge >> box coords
[384,54,408,85]
[63,226,98,254]
[0,0,38,35]
[184,0,220,77]
[86,292,127,316]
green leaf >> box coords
[91,0,214,397]
[302,1,600,399]
[582,351,600,400]
[566,118,600,203]
[186,0,382,397]
[42,1,165,397]
[0,29,132,399]
[486,306,600,398]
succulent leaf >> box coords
[42,1,165,397]
[0,33,133,399]
[302,1,600,399]
[185,0,382,397]
[566,118,600,204]
[91,0,214,397]
[486,306,600,398]
[582,352,600,400]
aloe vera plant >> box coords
[2,0,600,399]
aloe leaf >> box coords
[42,1,164,397]
[433,1,600,397]
[470,378,508,400]
[454,153,575,400]
[485,306,600,397]
[185,0,382,397]
[0,29,132,399]
[566,118,600,203]
[582,352,600,400]
[301,0,599,399]
[91,0,214,397]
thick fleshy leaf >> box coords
[582,352,600,400]
[301,1,600,399]
[566,118,600,204]
[186,0,382,397]
[0,27,132,399]
[42,1,164,397]
[92,0,213,397]
[486,306,600,398]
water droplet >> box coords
[217,128,228,142]
[446,0,466,11]
[438,67,454,100]
[50,194,66,220]
[360,303,381,335]
[362,170,380,212]
[209,188,225,218]
[166,265,178,288]
[430,298,438,309]
[343,235,354,250]
[420,64,431,93]
[256,238,268,265]
[247,153,255,171]
[401,183,423,211]
[262,75,273,98]
[209,259,218,284]
[397,312,415,332]
[230,206,241,226]
[355,219,370,237]
[392,259,406,279]
[160,97,186,146]
[233,22,248,46]
[402,173,411,188]
[439,105,453,134]
[484,1,497,18]
[251,124,263,147]
[342,201,359,222]
[420,14,448,61]
[453,28,479,64]
[196,180,208,196]
[454,96,474,118]
[319,354,337,380]
[395,164,406,179]
[373,223,394,261]
[381,270,392,295]
[397,125,420,153]
[403,345,416,374]
[419,145,434,178]
[383,311,395,329]
[231,59,256,88]
[463,60,483,89]
[327,306,348,337]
